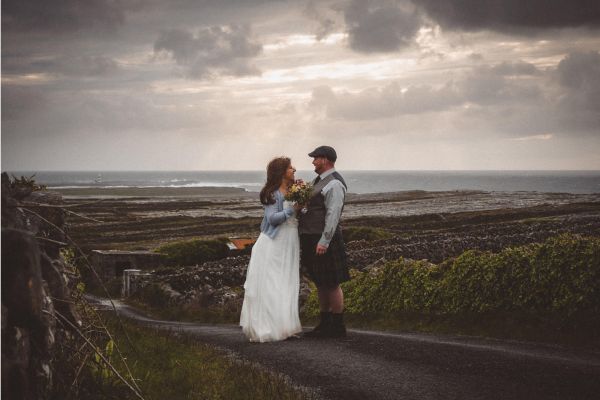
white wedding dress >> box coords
[240,201,302,342]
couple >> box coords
[239,145,350,342]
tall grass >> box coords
[83,316,311,400]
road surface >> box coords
[89,296,600,400]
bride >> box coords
[240,156,303,342]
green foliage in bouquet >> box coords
[155,238,230,266]
[284,179,313,204]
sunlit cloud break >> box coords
[511,134,554,141]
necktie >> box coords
[314,176,321,185]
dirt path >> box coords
[90,296,600,400]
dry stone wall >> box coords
[2,173,81,400]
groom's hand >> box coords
[315,244,328,255]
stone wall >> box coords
[90,250,164,282]
[1,173,81,400]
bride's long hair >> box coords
[259,156,291,205]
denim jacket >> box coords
[260,190,295,239]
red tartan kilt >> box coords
[300,230,350,288]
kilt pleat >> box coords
[300,231,350,288]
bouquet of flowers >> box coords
[284,179,313,204]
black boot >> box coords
[304,311,332,338]
[326,313,346,338]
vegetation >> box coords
[342,226,393,242]
[126,293,241,324]
[83,316,309,400]
[1,172,46,200]
[155,237,230,266]
[6,173,47,191]
[304,234,600,345]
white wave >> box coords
[167,182,262,188]
[48,182,263,190]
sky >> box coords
[2,0,600,171]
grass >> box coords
[125,297,241,324]
[87,316,312,400]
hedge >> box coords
[304,234,600,322]
[155,238,230,266]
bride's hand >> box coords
[293,203,305,213]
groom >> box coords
[299,145,350,338]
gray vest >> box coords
[298,173,346,235]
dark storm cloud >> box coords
[154,25,262,79]
[415,0,600,32]
[343,0,423,53]
[1,0,139,34]
[319,0,600,54]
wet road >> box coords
[90,297,600,400]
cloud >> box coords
[460,63,542,105]
[309,61,542,120]
[154,25,262,79]
[415,0,600,33]
[489,61,541,76]
[511,134,553,141]
[557,51,600,89]
[4,55,121,78]
[1,86,231,142]
[328,0,600,53]
[304,0,339,41]
[310,81,462,120]
[1,85,48,121]
[343,0,423,53]
[1,0,137,34]
[555,51,600,131]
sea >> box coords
[8,170,600,194]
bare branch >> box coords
[47,309,146,400]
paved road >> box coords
[90,297,600,400]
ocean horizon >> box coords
[7,170,600,194]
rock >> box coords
[2,177,84,399]
[1,229,45,331]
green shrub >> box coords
[132,283,173,308]
[155,238,230,266]
[304,234,600,324]
[343,226,393,242]
[528,234,600,317]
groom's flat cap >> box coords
[308,145,337,162]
